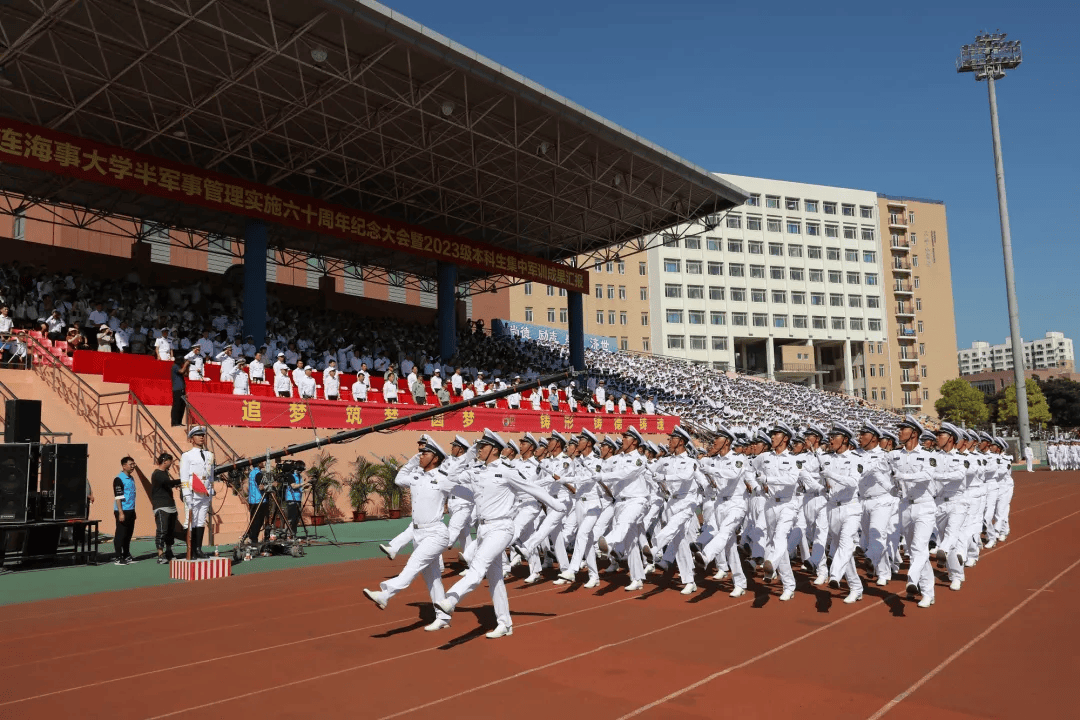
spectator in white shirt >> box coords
[297,367,317,399]
[155,329,174,361]
[196,331,214,357]
[382,367,399,403]
[291,361,306,388]
[451,368,464,396]
[324,368,341,400]
[96,324,114,352]
[249,351,265,383]
[114,321,131,353]
[351,374,369,402]
[348,350,363,374]
[430,368,442,392]
[632,394,643,414]
[461,383,475,402]
[374,353,390,373]
[44,310,65,340]
[232,359,250,395]
[0,306,13,338]
[617,394,627,414]
[274,367,292,398]
[530,388,542,410]
[272,351,289,377]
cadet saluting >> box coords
[179,426,215,559]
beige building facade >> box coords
[876,195,958,412]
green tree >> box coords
[935,378,989,426]
[1039,377,1080,427]
[997,378,1052,425]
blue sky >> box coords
[391,0,1079,352]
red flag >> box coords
[191,474,209,495]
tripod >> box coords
[299,481,339,546]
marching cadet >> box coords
[756,422,814,602]
[933,422,969,591]
[558,428,609,588]
[991,437,1015,542]
[364,438,456,631]
[888,415,937,608]
[855,422,899,586]
[820,424,863,604]
[963,432,991,565]
[596,426,651,591]
[512,431,573,580]
[179,426,215,559]
[800,425,829,579]
[981,434,1005,549]
[648,426,705,595]
[435,429,569,638]
[696,424,756,597]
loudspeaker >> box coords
[40,444,89,520]
[0,443,35,523]
[4,399,41,444]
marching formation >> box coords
[1047,441,1080,471]
[363,416,1016,637]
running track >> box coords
[1,472,1077,719]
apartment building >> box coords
[877,195,959,412]
[958,332,1075,375]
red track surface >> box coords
[2,473,1077,719]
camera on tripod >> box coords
[276,459,306,475]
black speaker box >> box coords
[4,399,41,444]
[40,444,89,520]
[0,443,36,523]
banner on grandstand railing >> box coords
[188,394,674,434]
[0,118,588,293]
[492,319,619,352]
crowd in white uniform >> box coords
[363,413,1017,638]
[1047,442,1080,471]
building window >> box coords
[789,268,805,281]
[595,260,603,272]
[639,261,647,275]
[606,261,614,273]
[767,218,782,233]
[807,269,822,283]
[710,311,726,325]
[867,296,881,309]
[831,317,846,330]
[640,287,648,300]
[620,337,629,351]
[618,261,625,274]
[791,291,806,304]
[848,294,862,307]
[844,226,857,240]
[684,237,701,250]
[808,246,823,260]
[806,222,820,236]
[872,389,878,400]
[770,266,785,280]
[618,285,626,300]
[921,364,928,377]
[830,293,844,307]
[923,389,930,400]
[560,308,568,323]
[525,307,533,321]
[689,336,707,350]
[787,220,801,234]
[727,240,743,253]
[559,288,567,297]
[868,318,880,331]
[547,308,556,323]
[827,247,841,261]
[751,289,767,303]
[729,263,745,277]
[845,249,859,262]
[850,318,863,330]
[919,343,925,354]
[687,285,704,299]
[811,292,825,306]
[609,311,616,325]
[732,312,748,326]
[642,312,649,326]
[846,272,861,285]
[750,265,765,279]
[708,261,723,276]
[765,195,780,209]
[747,193,761,206]
[803,199,817,213]
[709,286,725,301]
[642,339,650,352]
[747,216,762,231]
[864,251,877,263]
[748,241,764,254]
[664,258,680,273]
[688,310,705,325]
[861,228,875,241]
[785,197,799,210]
[823,202,837,215]
[918,320,924,333]
[860,206,874,219]
[730,287,746,302]
[596,311,604,324]
[773,315,788,328]
[752,313,768,327]
[595,284,603,299]
[812,315,826,329]
[842,204,855,217]
[620,312,627,325]
[828,270,842,284]
[707,237,722,251]
[788,244,803,258]
[913,255,919,267]
[712,336,728,350]
[914,276,920,288]
[547,284,556,296]
[727,215,742,229]
[793,315,808,328]
[607,285,615,299]
[769,243,784,256]
[665,284,683,298]
[824,224,839,238]
[686,260,703,274]
[524,282,533,295]
[665,335,686,350]
[915,297,922,311]
[866,273,878,286]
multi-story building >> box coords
[877,195,959,412]
[958,332,1075,375]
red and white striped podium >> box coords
[170,557,232,581]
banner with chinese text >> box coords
[0,118,588,293]
[189,394,674,435]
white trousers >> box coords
[380,525,451,621]
[900,499,936,598]
[993,482,1013,536]
[445,521,514,628]
[827,502,862,588]
[861,494,899,580]
[983,483,1002,542]
[764,497,799,592]
[702,500,748,590]
[187,496,211,528]
[935,496,968,581]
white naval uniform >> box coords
[991,453,1014,539]
[649,451,703,585]
[757,450,815,594]
[820,450,862,592]
[232,371,250,395]
[888,445,937,600]
[962,451,989,562]
[179,446,215,528]
[934,449,969,584]
[699,453,755,590]
[857,446,900,582]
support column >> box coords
[809,341,818,389]
[766,337,776,381]
[437,262,458,363]
[242,220,267,347]
[843,339,854,396]
[567,290,585,371]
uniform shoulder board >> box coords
[857,464,863,474]
[494,473,503,478]
[929,458,937,467]
[636,458,643,466]
[963,460,970,469]
[796,460,804,469]
[736,461,743,468]
[438,469,448,475]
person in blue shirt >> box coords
[284,467,305,533]
[243,460,270,546]
[112,456,138,565]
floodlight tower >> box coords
[957,32,1030,450]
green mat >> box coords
[0,517,417,607]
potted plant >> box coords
[306,452,343,525]
[346,456,384,522]
[375,455,408,519]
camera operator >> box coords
[150,452,182,564]
[283,462,305,533]
[242,459,270,546]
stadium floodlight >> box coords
[957,31,1030,451]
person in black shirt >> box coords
[112,456,138,565]
[171,358,190,427]
[150,453,182,564]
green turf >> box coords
[0,517,417,607]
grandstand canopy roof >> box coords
[0,0,746,292]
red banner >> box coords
[0,118,588,293]
[188,394,675,435]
